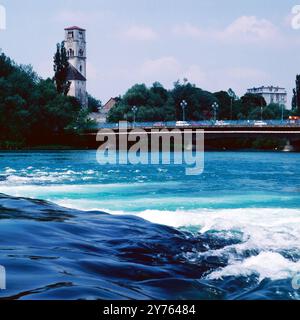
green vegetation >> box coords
[87,94,102,113]
[292,75,300,114]
[0,52,90,149]
[53,42,70,95]
[108,80,290,122]
[0,49,295,151]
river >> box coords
[0,151,299,299]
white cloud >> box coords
[172,23,204,38]
[122,25,158,41]
[181,65,208,86]
[221,67,270,95]
[140,56,181,77]
[226,67,269,82]
[179,65,269,96]
[173,16,281,45]
[220,16,279,43]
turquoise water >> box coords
[0,151,300,299]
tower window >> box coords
[68,49,74,58]
[79,49,84,56]
[80,65,82,72]
[68,31,74,39]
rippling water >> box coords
[0,151,300,300]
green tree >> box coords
[248,103,289,120]
[292,75,300,114]
[87,94,102,113]
[214,91,232,120]
[172,80,217,120]
[0,51,89,148]
[239,93,267,120]
[53,42,70,95]
[107,82,176,122]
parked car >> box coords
[215,120,230,126]
[176,121,191,127]
[254,120,267,126]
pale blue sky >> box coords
[0,0,299,105]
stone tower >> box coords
[64,26,87,107]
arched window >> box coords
[80,65,82,72]
[79,49,84,57]
[68,49,74,58]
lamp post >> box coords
[212,102,219,123]
[180,100,188,122]
[132,106,138,128]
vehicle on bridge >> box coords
[176,121,191,127]
[216,120,230,126]
[254,120,268,126]
[288,116,300,124]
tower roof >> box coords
[66,64,86,81]
[65,26,86,31]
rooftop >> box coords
[248,86,287,93]
[66,64,86,81]
[65,26,86,31]
[248,86,286,90]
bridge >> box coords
[91,119,299,128]
[88,120,300,136]
[83,120,300,150]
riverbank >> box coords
[0,136,297,151]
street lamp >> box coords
[180,100,188,122]
[132,106,138,127]
[212,102,219,122]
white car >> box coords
[215,120,230,126]
[176,121,191,127]
[254,121,267,126]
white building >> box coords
[247,86,287,106]
[64,26,88,107]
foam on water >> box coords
[136,208,300,280]
[208,252,300,281]
[47,202,300,282]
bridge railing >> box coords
[91,120,300,130]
